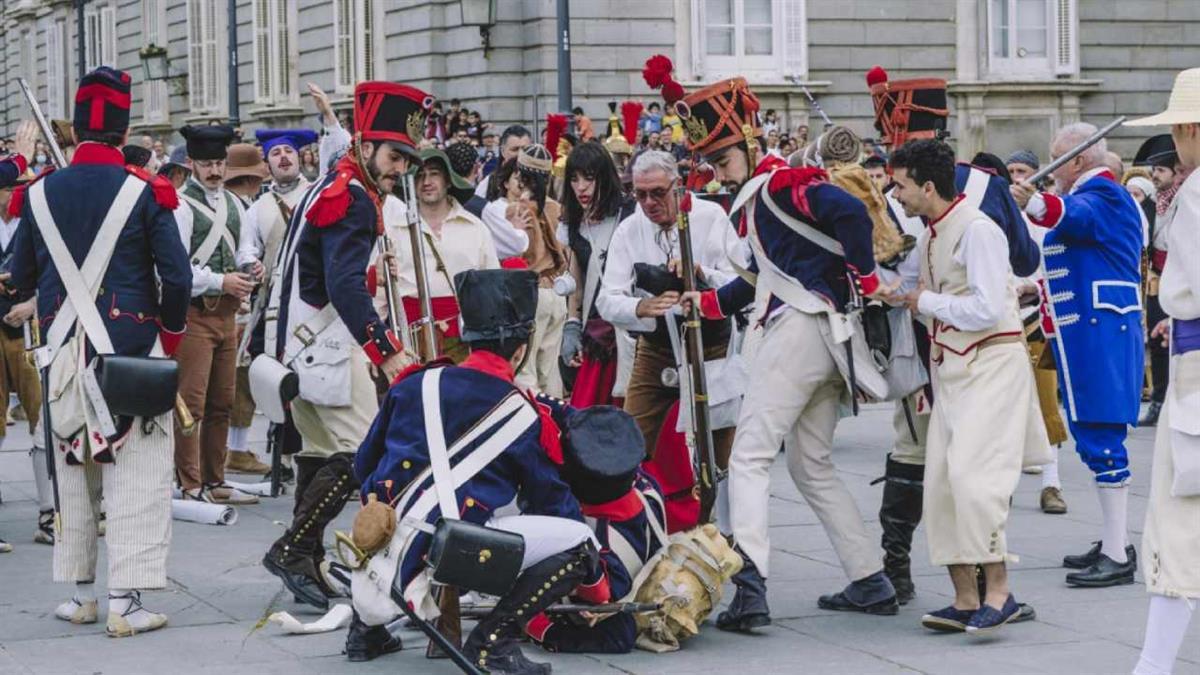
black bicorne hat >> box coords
[74,66,132,136]
[1133,134,1177,169]
[122,144,152,168]
[560,406,645,505]
[454,269,538,344]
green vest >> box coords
[183,181,242,282]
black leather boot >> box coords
[344,610,402,662]
[1139,401,1163,427]
[463,541,599,674]
[263,454,358,609]
[878,455,923,605]
[716,548,770,632]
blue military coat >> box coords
[1033,169,1144,424]
[354,351,587,597]
[10,142,191,357]
[0,155,28,188]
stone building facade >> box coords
[2,0,1198,161]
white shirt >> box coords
[173,179,249,297]
[1160,168,1200,321]
[479,197,530,259]
[0,215,19,251]
[597,198,744,333]
[377,195,499,317]
[474,174,491,200]
[899,214,1012,332]
[237,177,310,269]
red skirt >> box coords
[569,353,620,409]
[640,401,699,534]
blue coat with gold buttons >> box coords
[1033,170,1144,424]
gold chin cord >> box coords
[742,123,759,169]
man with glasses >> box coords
[172,125,258,505]
[595,150,743,513]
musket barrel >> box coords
[1027,116,1127,186]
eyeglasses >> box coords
[634,180,677,203]
[193,159,225,169]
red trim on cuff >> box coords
[11,155,27,175]
[698,288,725,320]
[365,267,378,297]
[524,612,554,642]
[1030,193,1063,228]
[572,572,611,604]
[362,339,385,366]
[156,319,186,356]
[857,270,880,297]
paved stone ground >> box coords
[1,403,1197,675]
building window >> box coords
[44,17,69,120]
[987,0,1077,79]
[84,2,117,69]
[333,0,380,93]
[253,0,296,104]
[690,0,806,82]
[187,0,224,114]
[143,0,168,123]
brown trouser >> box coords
[174,296,239,490]
[623,337,735,467]
[0,331,40,436]
[1027,338,1068,446]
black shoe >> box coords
[716,550,771,632]
[262,548,329,610]
[1012,603,1037,624]
[344,611,402,662]
[817,572,899,615]
[1139,401,1163,427]
[263,464,296,484]
[817,591,899,615]
[1066,553,1136,588]
[1063,542,1137,570]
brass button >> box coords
[137,312,145,320]
[478,549,492,564]
[401,460,411,469]
[110,309,120,318]
[465,498,476,507]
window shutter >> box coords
[334,0,352,90]
[188,0,204,110]
[46,20,63,119]
[101,5,116,67]
[361,0,375,82]
[1053,0,1077,76]
[253,0,271,101]
[781,0,807,78]
[689,0,705,78]
[204,1,220,111]
[275,0,292,100]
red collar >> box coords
[580,489,643,520]
[753,154,788,178]
[461,350,515,382]
[927,193,967,228]
[70,142,125,167]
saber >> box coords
[1027,117,1126,186]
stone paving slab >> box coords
[1,404,1198,675]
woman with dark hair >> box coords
[559,141,636,408]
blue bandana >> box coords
[256,128,319,155]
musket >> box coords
[788,74,834,130]
[402,172,438,362]
[18,78,196,436]
[674,185,719,525]
[400,171,461,657]
[457,601,663,619]
[24,307,60,535]
[1026,117,1127,186]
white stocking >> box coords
[1134,595,1196,675]
[1041,446,1061,490]
[227,426,250,453]
[1098,485,1130,563]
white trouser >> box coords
[52,413,174,589]
[890,392,929,466]
[489,515,597,570]
[729,308,881,581]
[291,351,378,458]
[516,287,566,397]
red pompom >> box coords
[642,54,675,90]
[662,79,686,105]
[8,184,26,219]
[544,113,568,161]
[620,101,644,146]
[866,65,888,87]
[679,191,693,213]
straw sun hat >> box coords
[1127,68,1200,127]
